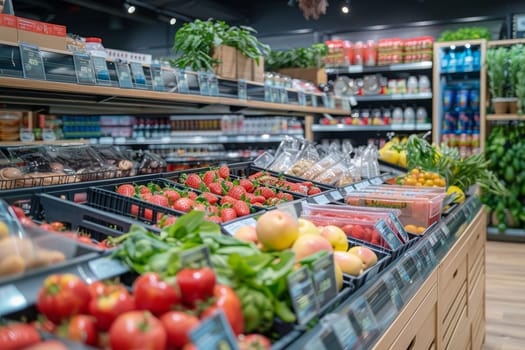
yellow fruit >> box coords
[424,179,434,187]
[333,262,343,291]
[379,150,400,165]
[391,136,400,144]
[256,210,299,251]
[404,224,418,234]
[416,226,426,235]
[447,185,465,203]
[398,151,407,168]
[0,221,8,239]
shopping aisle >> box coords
[484,241,525,350]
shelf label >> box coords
[19,42,46,80]
[383,274,404,310]
[222,217,257,237]
[389,212,409,243]
[310,194,330,204]
[298,91,306,106]
[0,284,27,315]
[312,252,338,306]
[91,56,111,85]
[130,62,147,89]
[198,71,210,96]
[238,79,247,100]
[176,69,189,93]
[180,245,212,268]
[375,219,403,251]
[287,265,319,325]
[73,52,96,85]
[369,177,383,185]
[115,61,133,88]
[342,98,351,111]
[190,311,239,350]
[354,181,370,190]
[365,279,397,326]
[304,327,343,350]
[329,314,359,349]
[208,73,219,96]
[276,199,305,220]
[349,296,379,335]
[340,184,356,196]
[149,63,164,91]
[328,190,343,202]
[417,241,437,273]
[88,257,129,280]
[439,222,451,238]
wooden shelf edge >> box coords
[486,114,525,121]
[487,38,525,47]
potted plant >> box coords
[486,47,509,114]
[508,45,524,114]
[172,19,269,81]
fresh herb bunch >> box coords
[486,47,508,98]
[265,43,328,71]
[172,19,270,71]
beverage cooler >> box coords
[432,39,487,154]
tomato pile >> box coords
[1,269,271,350]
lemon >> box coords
[447,185,465,203]
[398,151,407,168]
[380,150,400,164]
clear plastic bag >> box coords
[301,153,343,180]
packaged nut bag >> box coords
[286,143,320,177]
[301,152,343,180]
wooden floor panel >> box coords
[484,241,525,350]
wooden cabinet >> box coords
[373,208,486,350]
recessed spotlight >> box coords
[169,17,177,25]
[341,5,349,14]
[125,3,136,14]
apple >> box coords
[297,218,320,236]
[334,251,364,276]
[319,225,348,251]
[256,210,299,251]
[348,246,378,269]
[234,225,258,244]
[292,234,333,261]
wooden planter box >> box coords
[212,45,264,82]
[277,67,327,86]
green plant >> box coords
[172,19,269,72]
[265,44,328,71]
[437,27,491,42]
[486,47,507,98]
[509,45,525,99]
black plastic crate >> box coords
[342,239,392,289]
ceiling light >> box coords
[125,3,136,14]
[169,17,177,25]
[341,0,350,14]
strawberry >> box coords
[223,181,233,191]
[173,198,194,212]
[206,215,222,223]
[158,215,177,228]
[138,185,152,195]
[201,192,219,205]
[220,196,237,206]
[193,203,207,211]
[221,207,237,222]
[163,189,181,203]
[218,165,230,179]
[202,170,218,185]
[208,182,224,195]
[248,171,264,180]
[187,191,198,200]
[308,187,322,195]
[265,197,281,206]
[116,184,135,197]
[301,181,314,188]
[148,194,169,207]
[233,201,250,217]
[250,195,266,204]
[282,193,293,201]
[141,192,153,201]
[228,185,247,200]
[239,179,254,193]
[185,173,202,189]
[255,187,275,199]
[207,205,219,215]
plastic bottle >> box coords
[85,37,107,58]
[463,46,474,72]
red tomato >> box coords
[89,288,136,331]
[20,340,68,350]
[133,272,180,316]
[109,311,166,350]
[201,285,244,336]
[36,274,91,324]
[0,323,41,350]
[177,267,216,308]
[10,205,27,219]
[238,334,272,350]
[64,315,98,346]
[160,311,200,349]
[88,280,127,299]
[50,222,66,231]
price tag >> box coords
[365,280,397,326]
[238,79,247,100]
[383,274,404,310]
[419,241,437,270]
[88,257,129,280]
[287,266,319,325]
[311,327,344,350]
[149,63,164,91]
[329,190,344,202]
[330,314,359,349]
[369,177,383,185]
[401,258,420,284]
[354,181,370,190]
[312,252,338,306]
[375,219,403,251]
[298,91,306,106]
[115,61,133,88]
[310,194,330,204]
[349,296,379,335]
[198,71,210,96]
[176,69,189,93]
[73,52,96,84]
[341,184,356,196]
[19,42,46,80]
[190,311,239,350]
[130,62,147,89]
[180,245,212,268]
[91,56,111,85]
[222,217,257,236]
[389,213,409,243]
[440,222,451,238]
[0,284,27,315]
[277,200,305,220]
[208,73,219,96]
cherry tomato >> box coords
[0,323,41,350]
[109,311,166,350]
[88,280,128,299]
[201,285,244,336]
[160,311,200,349]
[176,267,216,308]
[50,222,66,231]
[89,288,135,331]
[238,334,272,350]
[64,315,98,346]
[36,274,91,324]
[133,272,180,316]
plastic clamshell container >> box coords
[344,190,446,228]
[365,184,446,194]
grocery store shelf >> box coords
[312,123,432,132]
[487,227,525,242]
[0,140,89,146]
[326,61,433,75]
[98,134,298,146]
[354,92,432,102]
[486,114,525,121]
[488,38,525,47]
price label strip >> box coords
[0,284,27,315]
[222,217,257,237]
[365,280,397,327]
[312,252,338,306]
[369,177,383,185]
[91,56,111,85]
[190,311,239,350]
[180,245,212,268]
[73,52,96,85]
[88,257,130,280]
[349,296,379,337]
[328,190,344,202]
[330,313,359,349]
[305,327,344,350]
[310,193,330,205]
[115,61,133,88]
[389,213,409,244]
[383,273,404,310]
[19,42,46,80]
[130,62,147,89]
[238,79,247,100]
[198,71,210,96]
[287,266,319,325]
[353,181,370,191]
[375,219,403,251]
[149,63,164,91]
